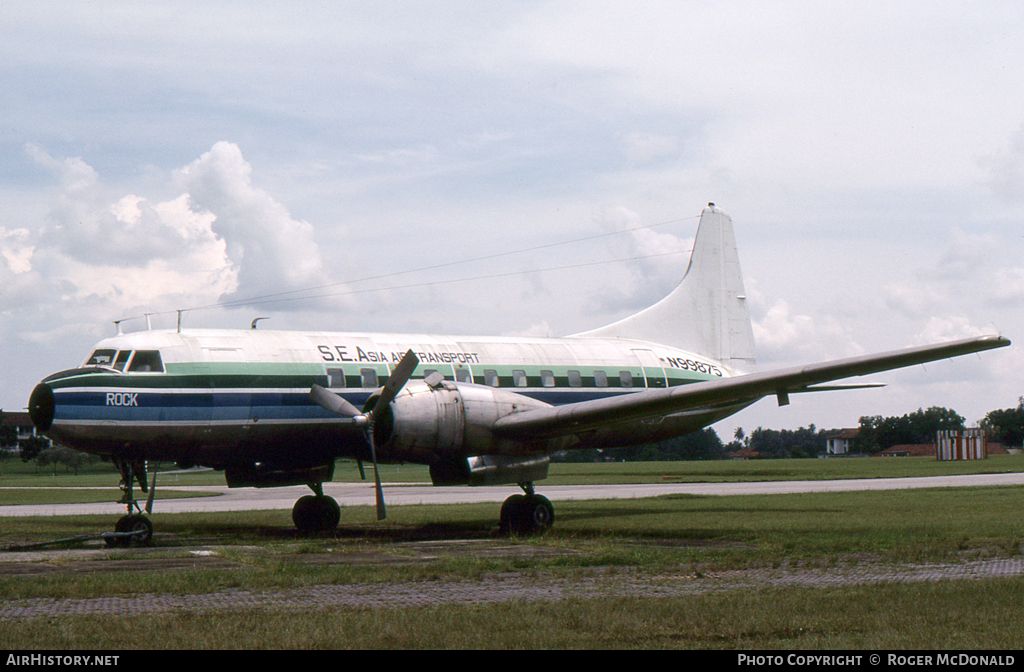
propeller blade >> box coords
[310,384,366,423]
[145,468,157,515]
[371,455,387,521]
[364,421,387,519]
[356,458,366,481]
[376,349,420,408]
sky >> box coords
[2,1,1024,439]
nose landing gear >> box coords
[104,458,154,547]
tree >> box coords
[982,397,1024,448]
[551,428,727,462]
[20,435,50,462]
[0,410,17,449]
[746,425,825,459]
[35,446,63,475]
[857,406,964,453]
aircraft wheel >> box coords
[500,494,554,536]
[521,494,554,534]
[292,495,341,533]
[110,514,153,547]
[499,494,526,534]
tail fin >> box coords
[573,205,757,370]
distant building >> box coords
[988,442,1009,455]
[873,430,1005,459]
[937,429,987,461]
[875,444,935,457]
[825,428,859,456]
[0,411,49,451]
[730,445,764,460]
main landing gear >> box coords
[499,482,554,536]
[292,483,341,533]
[105,458,154,547]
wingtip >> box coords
[982,334,1012,348]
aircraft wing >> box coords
[491,335,1011,440]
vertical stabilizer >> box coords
[573,205,757,370]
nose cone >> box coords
[29,383,55,431]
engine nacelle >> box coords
[370,380,562,463]
[429,454,550,486]
[225,461,335,489]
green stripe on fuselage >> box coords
[45,360,716,392]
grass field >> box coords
[2,456,1024,648]
[5,580,1024,649]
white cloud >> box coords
[752,299,864,364]
[9,142,350,333]
[0,227,34,274]
[172,142,331,303]
[587,205,694,314]
[914,316,986,345]
[992,267,1024,304]
[884,227,1024,324]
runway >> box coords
[3,471,1024,517]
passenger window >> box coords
[567,370,582,388]
[484,370,499,387]
[86,349,117,367]
[593,370,608,388]
[512,370,527,387]
[128,350,164,373]
[361,368,378,388]
[455,369,471,383]
[327,368,346,388]
[619,371,633,388]
[540,370,555,388]
[113,350,133,372]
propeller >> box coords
[309,349,420,520]
[144,462,157,515]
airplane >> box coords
[26,204,1010,545]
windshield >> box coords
[129,350,164,372]
[85,349,117,367]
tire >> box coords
[500,494,554,536]
[113,514,153,547]
[500,495,525,534]
[292,495,341,533]
[522,495,554,533]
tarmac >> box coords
[3,471,1024,518]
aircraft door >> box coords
[631,349,667,388]
[196,339,255,443]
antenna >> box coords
[114,320,124,335]
[176,310,184,334]
[251,317,270,330]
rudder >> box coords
[573,205,757,371]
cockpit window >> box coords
[129,350,164,373]
[112,350,132,372]
[86,349,117,367]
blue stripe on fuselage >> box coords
[50,386,636,424]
